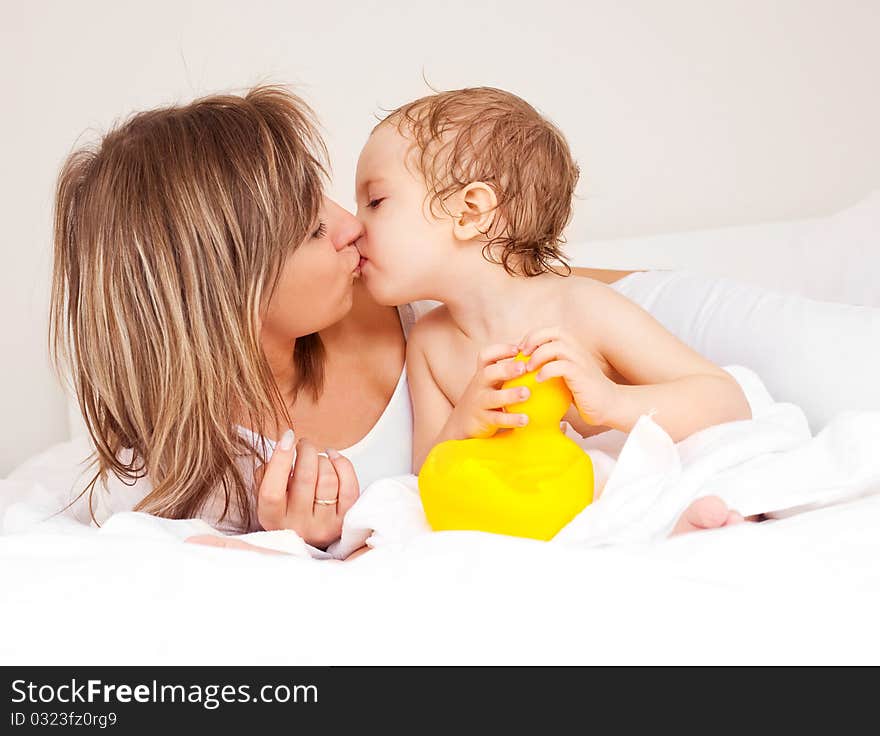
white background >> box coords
[1,0,879,474]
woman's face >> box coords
[262,197,364,341]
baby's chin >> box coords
[361,268,416,307]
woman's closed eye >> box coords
[311,221,327,239]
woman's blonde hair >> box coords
[50,85,327,529]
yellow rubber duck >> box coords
[419,353,594,540]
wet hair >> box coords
[383,86,579,276]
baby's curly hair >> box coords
[382,86,579,277]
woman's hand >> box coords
[254,429,359,549]
[442,344,532,441]
[519,327,621,428]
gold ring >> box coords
[314,498,339,506]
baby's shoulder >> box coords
[406,304,458,354]
[562,274,629,316]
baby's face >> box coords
[355,123,452,306]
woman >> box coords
[49,84,727,560]
[52,86,404,553]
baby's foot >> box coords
[670,495,745,536]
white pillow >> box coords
[611,270,880,431]
[792,191,880,307]
[568,190,880,307]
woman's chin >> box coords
[341,281,356,310]
[326,278,356,321]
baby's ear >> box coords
[452,182,498,242]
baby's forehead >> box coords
[365,123,409,158]
[358,123,417,179]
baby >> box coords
[355,87,753,535]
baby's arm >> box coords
[523,285,751,442]
[593,287,751,439]
[407,318,528,471]
[406,329,455,472]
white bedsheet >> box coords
[3,366,880,663]
[3,495,880,664]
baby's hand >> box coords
[519,327,620,428]
[445,344,532,440]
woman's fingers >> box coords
[253,431,363,550]
[307,455,344,548]
[255,431,362,549]
[327,449,359,517]
[314,455,340,507]
[289,439,320,518]
[256,428,296,531]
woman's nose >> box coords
[327,199,364,251]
